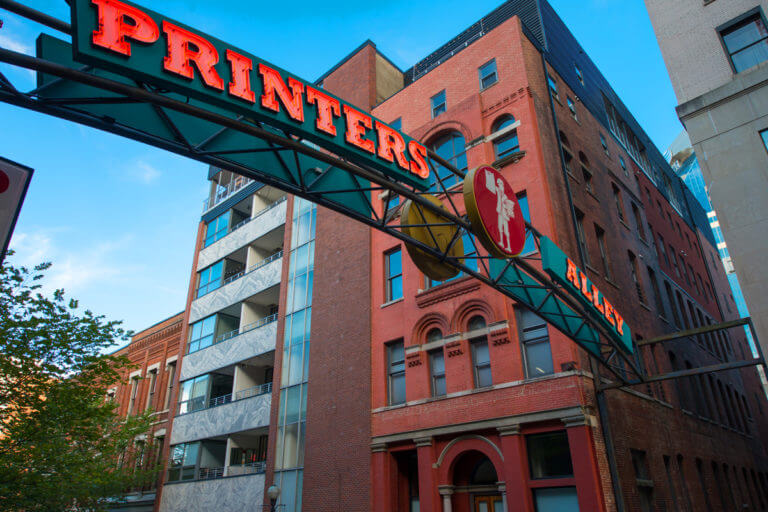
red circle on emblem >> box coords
[469,165,526,257]
[0,171,9,194]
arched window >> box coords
[468,315,487,331]
[426,327,443,342]
[429,131,467,190]
[491,115,519,160]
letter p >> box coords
[91,0,160,56]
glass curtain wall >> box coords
[274,197,316,512]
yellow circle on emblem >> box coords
[400,195,464,281]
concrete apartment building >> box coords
[110,1,768,511]
[645,0,768,359]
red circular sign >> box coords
[0,171,8,194]
[464,165,526,258]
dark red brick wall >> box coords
[320,42,378,111]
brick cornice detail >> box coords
[416,279,481,308]
[128,321,183,353]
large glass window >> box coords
[431,90,446,118]
[429,132,467,190]
[721,12,768,73]
[429,349,446,397]
[385,248,403,302]
[177,375,210,414]
[527,431,574,479]
[533,487,579,512]
[491,116,520,160]
[196,261,224,297]
[387,341,406,405]
[188,316,216,353]
[478,59,498,89]
[427,232,477,288]
[168,442,200,482]
[204,211,230,247]
[520,309,553,378]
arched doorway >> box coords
[451,451,504,512]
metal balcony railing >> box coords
[198,467,225,480]
[186,313,278,355]
[220,250,283,286]
[227,461,267,476]
[176,382,273,416]
[201,196,287,249]
[202,176,254,212]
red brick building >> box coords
[109,312,184,511]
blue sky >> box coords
[0,0,681,339]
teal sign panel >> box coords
[69,0,431,190]
[540,236,633,353]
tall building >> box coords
[665,132,755,351]
[141,1,768,512]
[644,0,768,361]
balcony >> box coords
[189,254,282,324]
[197,198,287,270]
[170,390,271,445]
[202,176,254,213]
[180,317,277,381]
[159,471,265,512]
[176,382,272,416]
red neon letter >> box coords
[162,22,224,90]
[226,50,255,103]
[258,64,305,122]
[342,105,375,154]
[408,140,430,180]
[375,121,411,171]
[614,313,625,336]
[579,274,592,301]
[91,0,159,56]
[591,285,604,314]
[565,259,580,288]
[306,86,341,136]
[604,300,616,327]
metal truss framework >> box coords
[0,0,763,390]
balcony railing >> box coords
[194,251,283,301]
[177,382,273,416]
[169,461,266,484]
[227,461,266,476]
[198,467,225,480]
[203,177,254,212]
[214,313,278,346]
[201,196,287,249]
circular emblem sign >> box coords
[463,165,526,258]
[401,194,464,281]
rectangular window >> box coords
[168,442,200,482]
[385,248,403,302]
[670,245,681,277]
[387,341,406,405]
[632,203,646,240]
[595,225,612,280]
[575,64,584,85]
[582,167,593,193]
[517,192,536,255]
[478,58,498,89]
[471,337,492,388]
[620,156,627,177]
[204,211,230,247]
[196,260,224,297]
[533,487,579,512]
[127,376,140,416]
[658,234,670,266]
[146,368,158,411]
[188,316,216,353]
[429,349,446,397]
[177,374,210,414]
[164,361,176,410]
[612,184,625,221]
[575,209,590,266]
[720,10,768,73]
[520,309,553,378]
[648,267,665,316]
[631,449,655,512]
[567,97,578,120]
[430,90,446,118]
[527,431,574,479]
[547,74,559,99]
[629,251,646,303]
[600,132,609,155]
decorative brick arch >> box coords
[435,435,506,486]
[412,312,450,346]
[416,120,474,146]
[451,299,498,332]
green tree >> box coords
[0,258,159,512]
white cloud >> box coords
[127,161,162,184]
[8,229,138,298]
[0,33,32,55]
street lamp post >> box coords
[267,485,280,512]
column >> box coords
[438,485,454,512]
[372,443,391,512]
[563,415,605,512]
[498,424,531,512]
[415,437,438,512]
